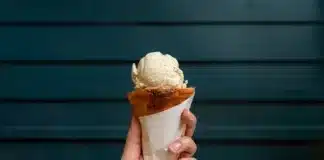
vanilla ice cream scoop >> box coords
[132,52,188,89]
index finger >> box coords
[181,109,197,137]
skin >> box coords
[121,109,197,160]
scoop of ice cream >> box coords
[132,52,188,89]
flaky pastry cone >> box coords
[128,87,195,117]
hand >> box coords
[121,109,197,160]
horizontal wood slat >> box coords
[197,146,316,160]
[0,26,321,60]
[0,65,323,100]
[1,103,324,139]
[0,0,318,22]
[0,143,124,160]
[0,144,315,160]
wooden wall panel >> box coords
[1,103,324,140]
[0,0,323,159]
[0,143,317,160]
[0,0,318,21]
[0,26,321,60]
[1,65,323,100]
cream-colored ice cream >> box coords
[132,51,188,89]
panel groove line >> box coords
[1,59,324,66]
[0,138,318,147]
[0,21,324,27]
[1,99,324,105]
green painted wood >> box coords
[197,145,317,160]
[1,103,324,139]
[0,0,322,159]
[1,65,323,100]
[0,0,318,22]
[0,26,320,60]
[0,143,124,160]
[0,144,316,160]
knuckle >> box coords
[188,112,197,127]
[191,114,197,125]
[182,136,192,143]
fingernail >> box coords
[169,141,182,153]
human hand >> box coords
[121,109,197,160]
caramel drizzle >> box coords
[147,89,176,112]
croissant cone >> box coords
[128,87,195,117]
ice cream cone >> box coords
[128,87,195,117]
[127,87,195,160]
[127,52,195,160]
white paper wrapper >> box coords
[138,93,195,160]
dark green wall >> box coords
[0,0,324,159]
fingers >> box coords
[121,116,142,160]
[168,136,197,158]
[181,109,197,137]
[125,116,141,145]
[168,110,197,159]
